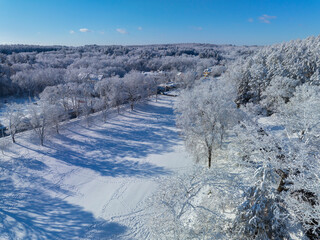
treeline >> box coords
[4,71,165,145]
[233,35,320,114]
[0,44,63,54]
[0,43,255,97]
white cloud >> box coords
[259,14,276,24]
[138,26,143,31]
[79,28,90,33]
[70,30,75,34]
[116,28,127,34]
[248,18,254,23]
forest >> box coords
[1,36,320,239]
[147,35,320,240]
[0,43,254,96]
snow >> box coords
[0,96,193,239]
[0,96,37,127]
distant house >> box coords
[78,73,104,83]
[157,82,180,94]
[176,72,182,77]
[142,71,157,76]
[203,68,212,77]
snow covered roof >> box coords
[78,73,104,81]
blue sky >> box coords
[0,0,319,46]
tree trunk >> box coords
[103,110,107,122]
[208,146,212,168]
[40,123,45,146]
[276,170,288,193]
[11,134,15,143]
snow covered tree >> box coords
[283,142,320,240]
[175,78,238,168]
[230,164,290,240]
[233,35,320,107]
[27,101,51,146]
[123,72,148,111]
[94,79,112,121]
[276,84,320,239]
[108,77,126,114]
[5,103,24,143]
[279,83,320,145]
[231,104,320,239]
[143,165,240,240]
[179,71,197,89]
[47,103,65,134]
[261,76,299,114]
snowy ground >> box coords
[0,96,193,239]
[0,96,33,125]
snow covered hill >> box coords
[0,96,193,239]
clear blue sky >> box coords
[0,0,319,46]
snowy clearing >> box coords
[0,96,193,239]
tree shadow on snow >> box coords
[0,99,178,239]
[35,102,177,177]
[0,159,127,240]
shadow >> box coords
[12,157,49,171]
[269,125,285,131]
[0,159,127,240]
[22,100,178,177]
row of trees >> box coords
[3,71,169,146]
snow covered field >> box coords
[0,96,193,239]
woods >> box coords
[1,36,320,239]
[145,35,320,239]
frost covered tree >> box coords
[230,105,320,239]
[122,72,148,111]
[261,76,299,113]
[47,103,65,134]
[94,78,112,121]
[143,165,241,240]
[275,84,320,238]
[108,77,126,114]
[175,78,238,168]
[279,83,320,145]
[283,142,320,240]
[5,103,24,143]
[40,84,71,112]
[233,35,320,108]
[179,71,197,89]
[27,101,51,146]
[230,164,290,240]
[224,110,294,239]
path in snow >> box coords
[0,96,193,239]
